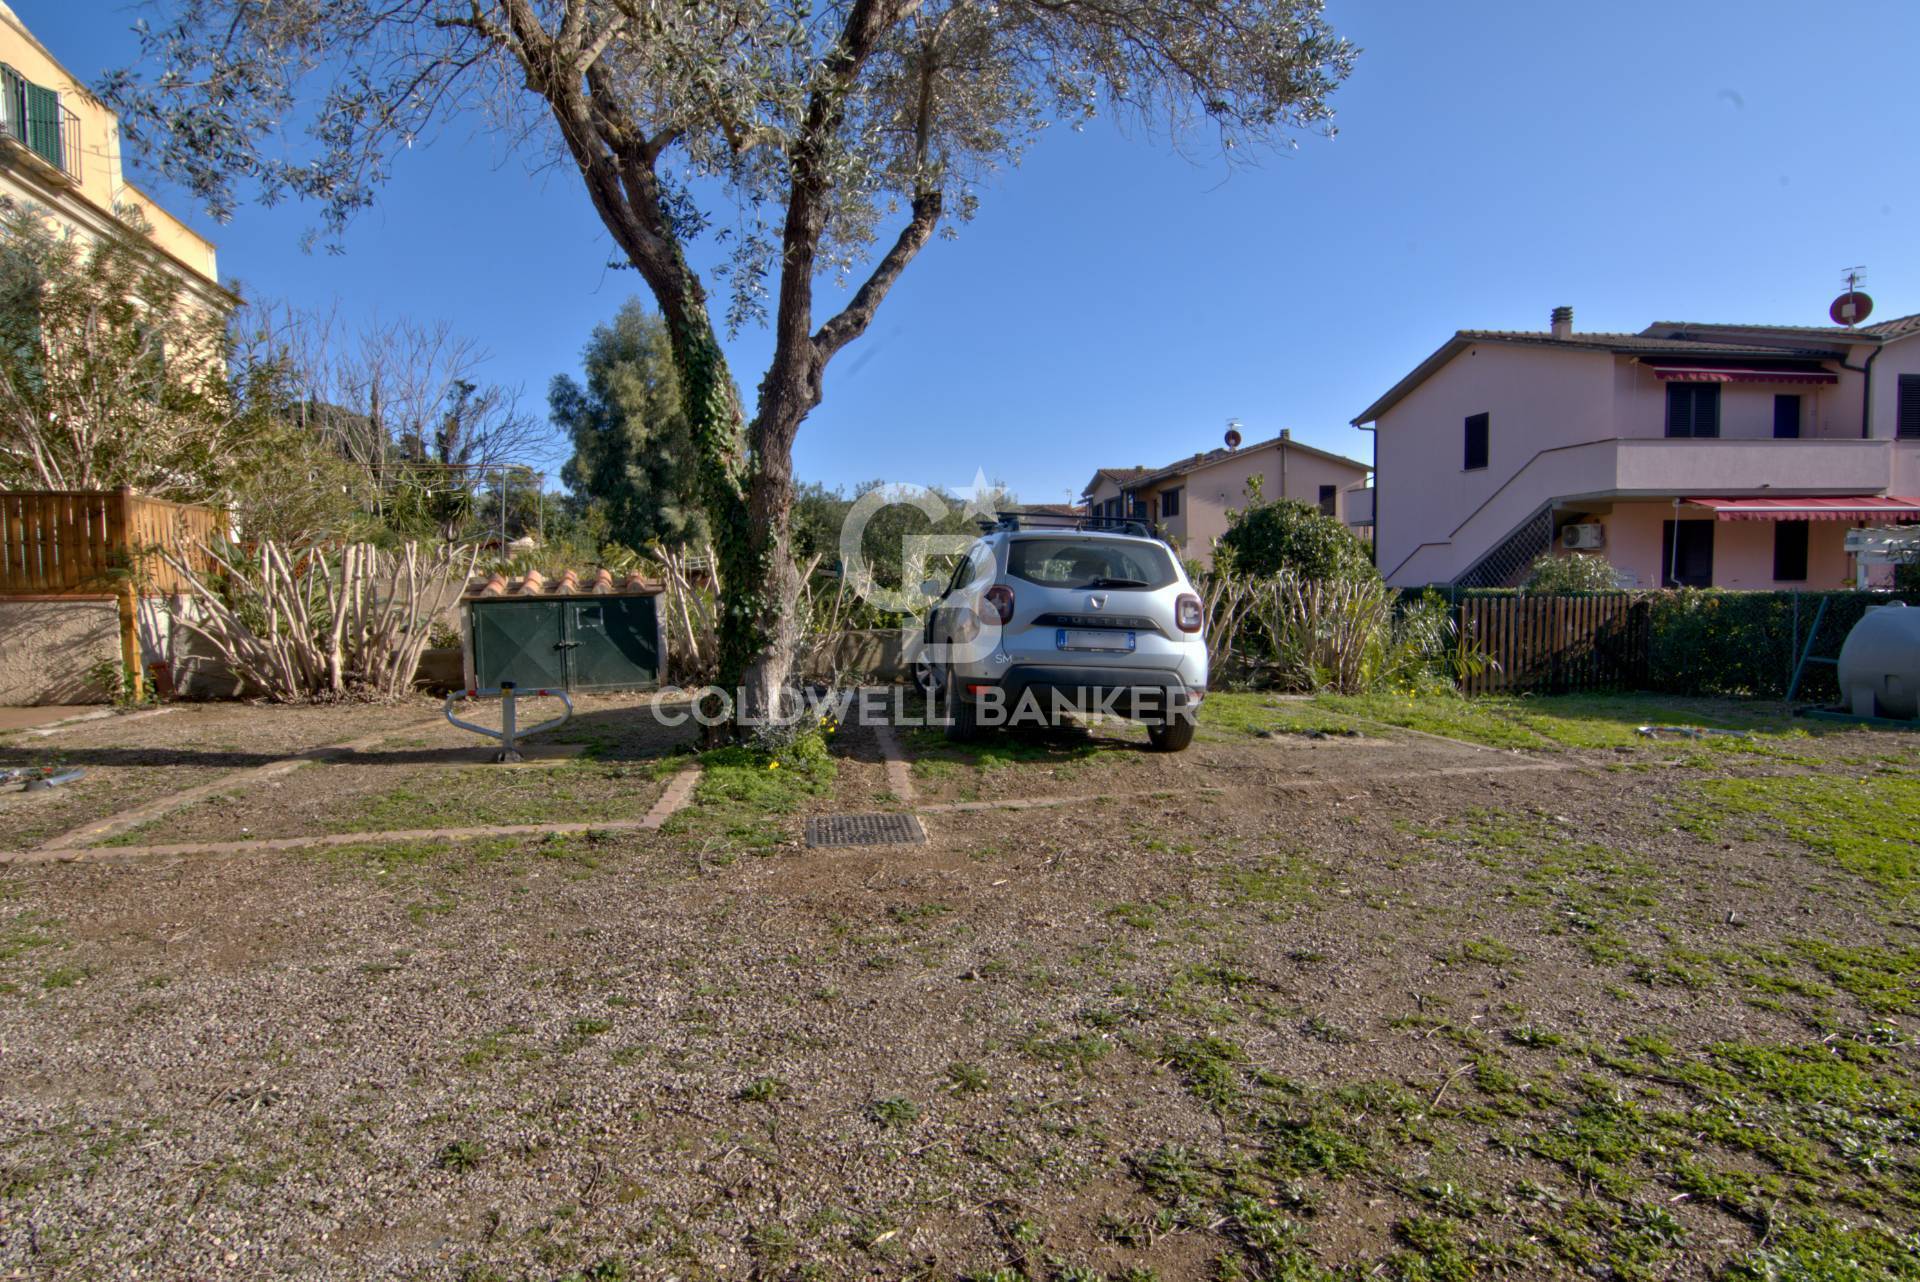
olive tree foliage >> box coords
[105,0,1354,721]
[0,201,272,501]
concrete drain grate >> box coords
[805,812,927,849]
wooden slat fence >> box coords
[1457,593,1649,695]
[0,488,224,597]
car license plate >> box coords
[1057,628,1135,653]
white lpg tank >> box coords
[1837,601,1920,720]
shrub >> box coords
[1523,552,1618,593]
[1205,572,1483,694]
[1644,589,1917,701]
[168,538,477,701]
[1216,494,1375,583]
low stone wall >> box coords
[0,598,119,704]
[797,629,912,682]
[415,647,464,693]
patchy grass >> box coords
[1307,691,1813,753]
[666,738,836,852]
[1678,774,1920,909]
[338,763,666,832]
[1196,693,1363,739]
[1313,692,1553,749]
[7,690,1920,1278]
[1125,966,1920,1282]
[904,725,1129,775]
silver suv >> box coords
[916,516,1209,752]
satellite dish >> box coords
[1224,427,1243,450]
[1830,290,1873,326]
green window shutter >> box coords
[23,81,60,170]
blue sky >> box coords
[31,1,1920,504]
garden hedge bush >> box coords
[1422,587,1919,702]
[1642,589,1916,702]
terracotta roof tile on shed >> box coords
[464,568,663,599]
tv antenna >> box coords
[1830,267,1873,327]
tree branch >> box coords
[811,188,942,365]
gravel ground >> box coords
[0,695,1915,1280]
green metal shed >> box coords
[462,568,666,693]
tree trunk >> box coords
[661,309,813,733]
[735,453,803,726]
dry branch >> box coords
[163,538,478,701]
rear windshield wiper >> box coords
[1085,576,1150,589]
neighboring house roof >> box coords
[1351,329,1858,426]
[1003,502,1088,517]
[1086,466,1156,491]
[1866,311,1920,340]
[1084,434,1369,499]
[1641,313,1920,343]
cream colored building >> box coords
[1084,429,1374,567]
[0,0,232,313]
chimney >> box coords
[1550,306,1574,340]
[1280,428,1292,441]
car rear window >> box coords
[1005,537,1177,590]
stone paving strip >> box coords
[23,706,178,738]
[872,719,916,804]
[30,716,447,852]
[1,766,704,866]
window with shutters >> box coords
[1463,412,1489,470]
[1772,521,1809,582]
[0,65,70,175]
[1899,375,1920,440]
[1666,384,1720,438]
[1318,484,1337,516]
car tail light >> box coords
[1175,592,1203,633]
[982,584,1015,626]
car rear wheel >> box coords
[1146,717,1195,753]
[944,669,981,742]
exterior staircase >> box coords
[1454,507,1554,589]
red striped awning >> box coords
[1650,366,1837,385]
[1683,495,1920,521]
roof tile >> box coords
[465,569,662,599]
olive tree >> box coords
[0,201,264,500]
[105,0,1354,720]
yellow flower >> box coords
[768,760,781,770]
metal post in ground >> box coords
[499,682,520,761]
[444,681,573,763]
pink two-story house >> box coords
[1083,429,1373,567]
[1353,307,1920,589]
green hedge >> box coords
[1642,589,1916,702]
[1408,587,1917,702]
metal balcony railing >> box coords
[1,64,81,181]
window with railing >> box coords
[0,64,81,180]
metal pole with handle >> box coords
[445,681,574,762]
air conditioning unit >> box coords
[1561,523,1605,550]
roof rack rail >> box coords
[978,510,1162,540]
